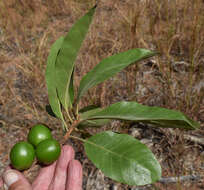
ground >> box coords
[0,0,204,189]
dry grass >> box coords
[0,0,204,189]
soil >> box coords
[0,0,204,189]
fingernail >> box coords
[3,170,19,187]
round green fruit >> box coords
[36,139,61,165]
[10,141,35,171]
[28,124,52,147]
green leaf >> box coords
[78,119,110,128]
[79,105,99,113]
[78,106,110,128]
[69,70,74,106]
[84,131,161,186]
[79,106,102,118]
[45,37,65,122]
[55,7,96,111]
[77,49,156,101]
[80,101,200,130]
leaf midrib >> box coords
[85,138,141,163]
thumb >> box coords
[0,177,3,187]
[3,169,32,190]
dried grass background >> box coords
[0,0,204,189]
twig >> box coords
[184,134,204,146]
[63,119,81,141]
[159,175,202,184]
[152,127,204,146]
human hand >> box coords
[0,145,82,190]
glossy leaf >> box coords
[45,37,65,121]
[80,101,199,130]
[84,131,161,185]
[77,49,156,101]
[55,7,96,111]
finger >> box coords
[66,160,83,190]
[49,145,75,190]
[0,177,3,188]
[3,169,32,190]
[0,166,10,188]
[32,162,56,190]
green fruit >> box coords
[28,124,52,147]
[36,139,61,165]
[10,141,35,171]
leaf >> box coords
[79,106,102,118]
[45,37,65,121]
[77,49,156,101]
[80,101,200,130]
[84,131,161,186]
[69,70,74,106]
[79,105,99,113]
[55,6,96,111]
[78,119,110,128]
[78,105,110,128]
